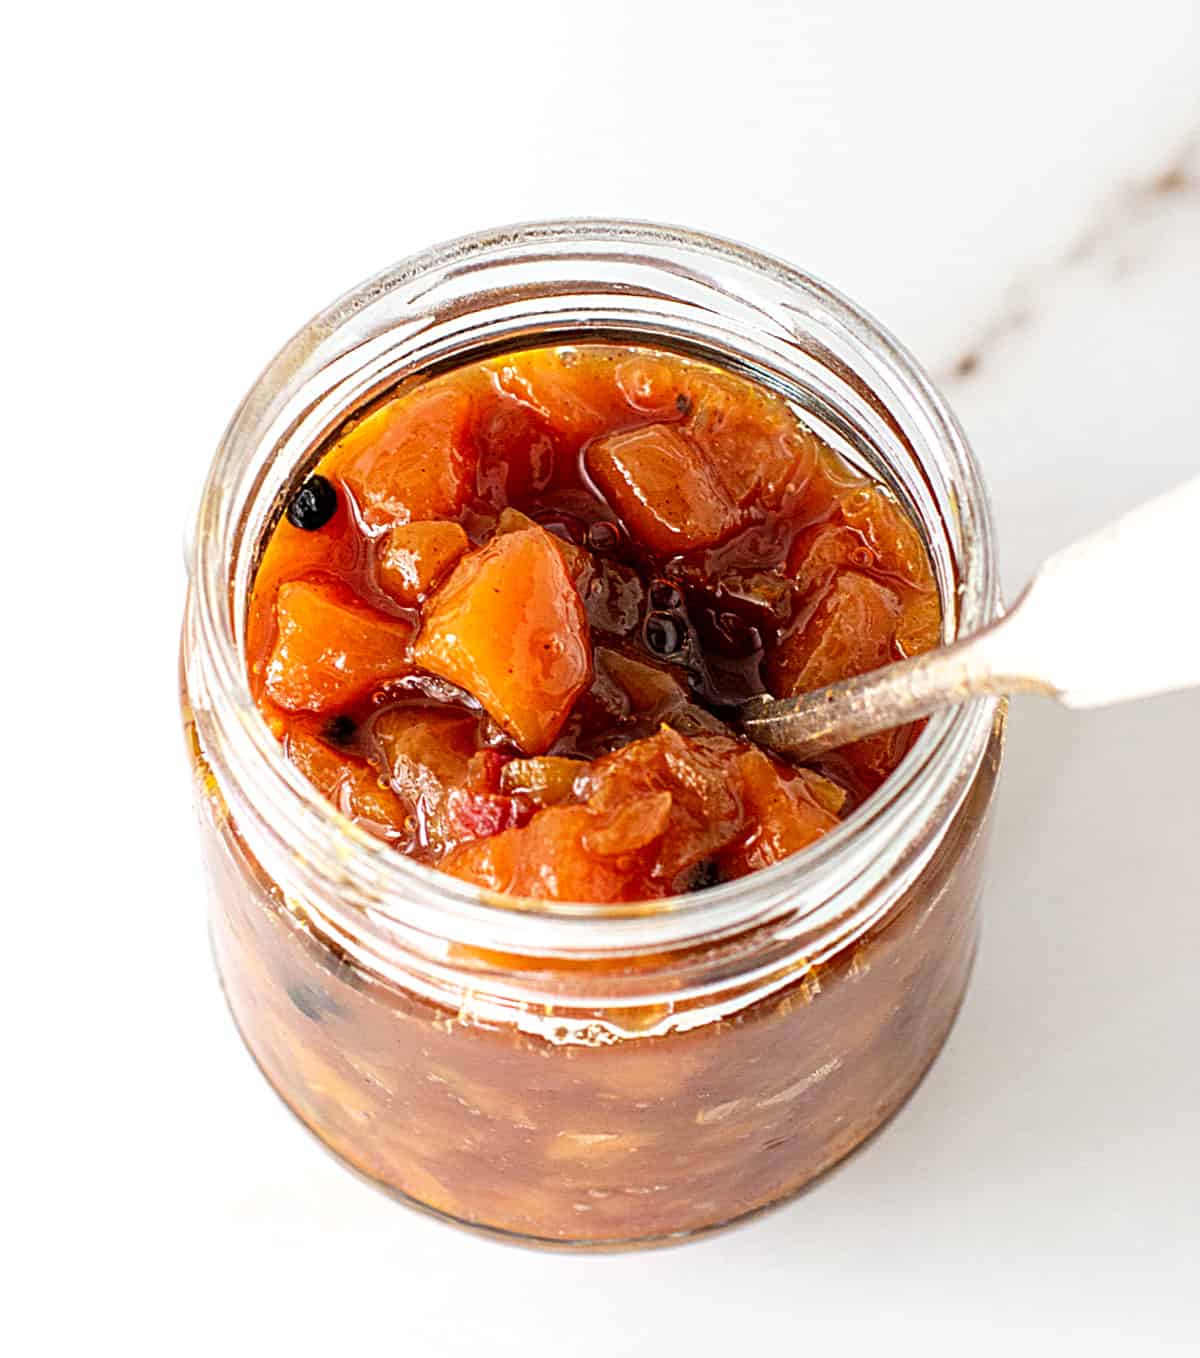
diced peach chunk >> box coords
[492,349,626,446]
[584,727,745,881]
[788,522,878,594]
[442,805,653,903]
[474,390,558,505]
[839,728,915,785]
[682,370,817,508]
[581,791,673,857]
[326,384,476,528]
[787,511,940,663]
[285,730,410,841]
[444,725,847,901]
[413,526,592,754]
[797,767,849,817]
[494,507,590,578]
[839,484,934,590]
[586,424,739,553]
[265,581,413,712]
[719,749,840,877]
[371,708,476,796]
[768,571,901,697]
[378,521,469,605]
[896,590,941,658]
[495,510,646,638]
[615,353,686,417]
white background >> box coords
[6,3,1198,1355]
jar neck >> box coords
[185,219,1002,994]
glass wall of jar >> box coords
[181,221,1005,1247]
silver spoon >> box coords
[738,475,1200,762]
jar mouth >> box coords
[188,217,1001,958]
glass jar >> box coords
[181,220,1005,1247]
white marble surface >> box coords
[7,3,1198,1355]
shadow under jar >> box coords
[181,220,1005,1247]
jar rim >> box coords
[187,217,1001,959]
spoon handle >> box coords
[741,475,1200,761]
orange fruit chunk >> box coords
[442,805,653,903]
[581,791,674,857]
[788,522,878,594]
[614,353,685,418]
[718,750,840,877]
[768,571,901,697]
[445,727,843,899]
[326,384,476,528]
[378,521,469,605]
[584,727,745,882]
[265,581,413,712]
[896,590,941,658]
[413,525,592,754]
[284,730,410,842]
[492,348,628,446]
[586,424,739,553]
[369,708,476,849]
[682,369,817,508]
[839,484,934,590]
[474,389,559,506]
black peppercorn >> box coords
[675,393,692,416]
[286,474,338,531]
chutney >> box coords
[247,345,940,902]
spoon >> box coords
[738,475,1200,762]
